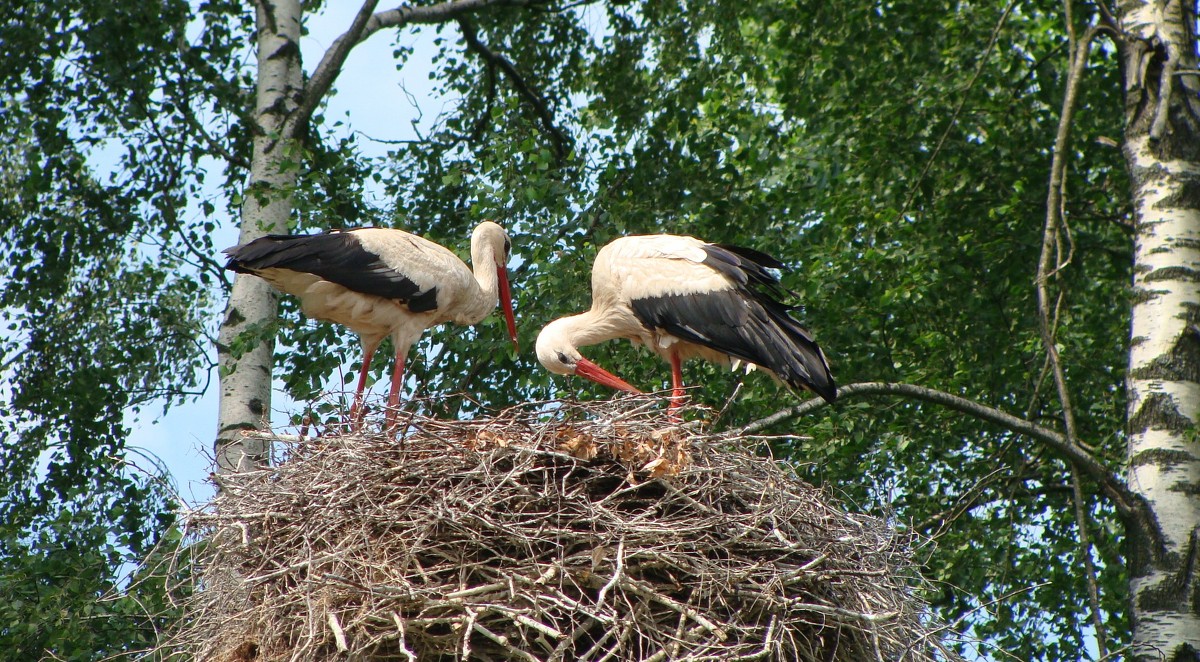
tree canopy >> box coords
[0,0,1177,659]
[377,3,1129,656]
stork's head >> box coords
[536,318,642,393]
[472,221,518,351]
[472,221,512,262]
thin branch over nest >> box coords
[166,397,954,661]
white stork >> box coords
[224,221,518,429]
[535,234,836,413]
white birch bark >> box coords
[1121,1,1200,658]
[214,0,303,473]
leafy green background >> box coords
[0,0,1133,659]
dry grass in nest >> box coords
[167,396,952,661]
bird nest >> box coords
[167,397,950,661]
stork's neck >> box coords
[454,238,502,324]
[553,308,629,349]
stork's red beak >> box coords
[574,357,642,394]
[497,264,519,352]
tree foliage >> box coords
[0,0,1156,659]
[0,1,243,657]
[351,2,1130,657]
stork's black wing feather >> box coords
[629,242,834,402]
[223,232,439,312]
[630,288,836,403]
[700,243,794,298]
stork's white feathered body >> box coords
[224,221,517,428]
[536,234,836,411]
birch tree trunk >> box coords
[214,0,303,473]
[1120,1,1200,658]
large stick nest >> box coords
[170,398,951,661]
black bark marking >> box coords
[1151,179,1200,211]
[1129,447,1196,471]
[1137,529,1199,613]
[1125,36,1200,161]
[1131,287,1166,306]
[1143,266,1200,283]
[1130,392,1193,434]
[268,39,300,62]
[219,421,258,434]
[1131,162,1171,185]
[1133,303,1200,381]
[1130,330,1200,382]
[1172,237,1200,252]
[1168,643,1200,662]
[259,0,278,33]
[249,397,267,417]
[226,307,247,326]
[1137,530,1200,650]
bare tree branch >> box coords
[738,381,1158,548]
[1036,19,1108,656]
[288,0,380,140]
[370,0,527,33]
[178,92,250,170]
[1071,470,1108,655]
[1037,26,1097,447]
[291,0,531,141]
[456,16,573,161]
[470,61,500,142]
[1094,0,1118,31]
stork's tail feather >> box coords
[223,233,332,274]
[748,298,837,403]
[704,243,834,402]
[630,288,837,404]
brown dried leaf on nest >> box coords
[466,428,511,451]
[610,423,691,478]
[646,426,691,478]
[159,396,961,662]
[553,425,598,460]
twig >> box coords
[785,601,900,624]
[392,612,418,662]
[293,0,531,141]
[1071,469,1108,656]
[739,381,1153,539]
[461,608,477,659]
[595,538,625,608]
[896,0,1018,222]
[456,16,573,161]
[1035,19,1109,656]
[328,612,349,652]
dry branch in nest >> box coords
[168,397,952,661]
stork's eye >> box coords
[503,237,512,257]
[556,351,572,366]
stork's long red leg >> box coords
[349,342,379,429]
[384,350,406,432]
[668,349,685,419]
